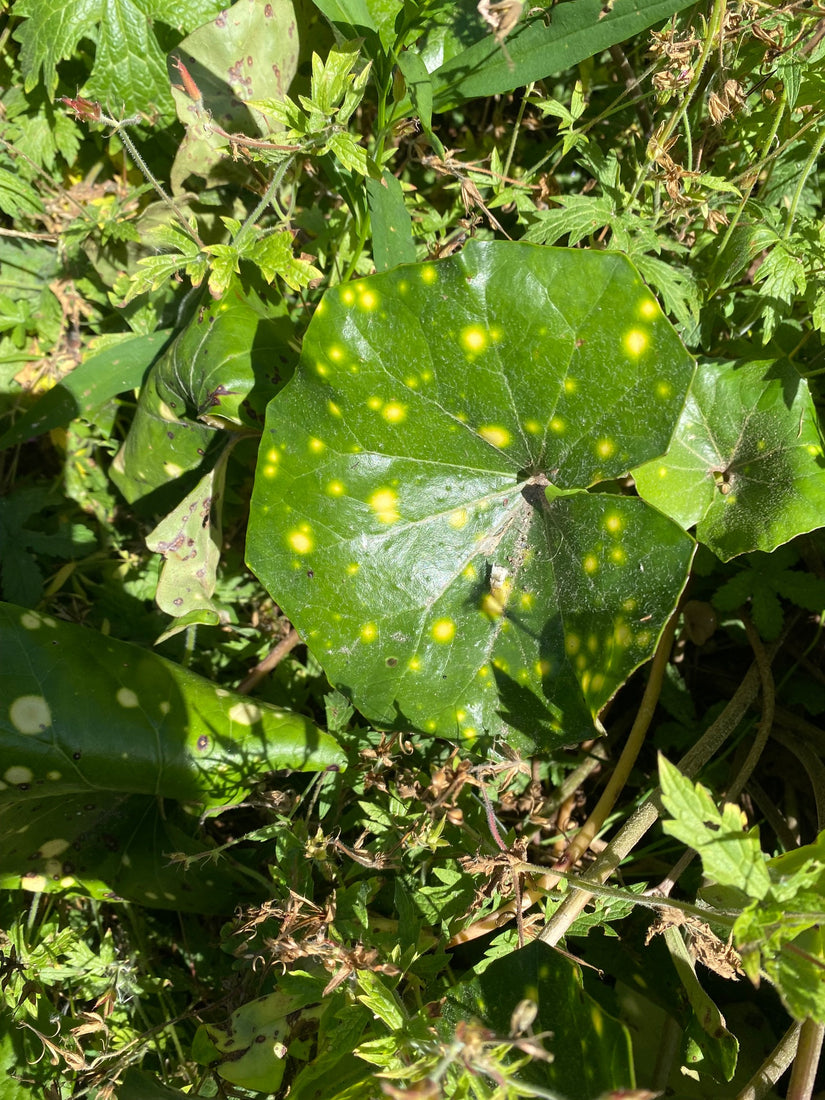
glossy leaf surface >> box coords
[427,0,700,111]
[633,358,825,560]
[0,601,344,804]
[247,242,695,749]
[111,284,294,504]
[0,602,345,906]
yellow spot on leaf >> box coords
[535,659,551,678]
[524,419,541,434]
[565,634,580,655]
[639,298,657,319]
[656,381,672,399]
[449,509,468,529]
[463,563,478,580]
[479,425,511,448]
[346,562,359,575]
[432,618,456,643]
[360,623,378,642]
[461,325,487,353]
[369,488,400,524]
[564,378,577,393]
[583,554,598,574]
[610,547,627,565]
[341,287,355,305]
[309,437,325,453]
[405,375,419,388]
[408,656,421,671]
[359,288,378,310]
[116,688,139,709]
[605,514,622,533]
[315,362,329,377]
[421,265,438,285]
[5,766,33,785]
[520,592,534,610]
[382,402,406,423]
[263,464,278,478]
[596,439,615,459]
[327,480,345,496]
[329,345,344,362]
[328,401,342,417]
[288,530,313,554]
[228,701,263,726]
[625,329,647,356]
[367,396,382,410]
[550,416,565,433]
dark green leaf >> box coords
[111,284,294,504]
[429,0,703,111]
[0,331,172,451]
[13,0,226,118]
[247,241,695,749]
[366,170,417,271]
[0,600,345,807]
[445,939,633,1099]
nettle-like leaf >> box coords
[0,602,345,908]
[633,358,825,561]
[246,242,696,751]
[13,0,225,118]
[111,282,295,504]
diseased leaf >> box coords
[0,601,345,907]
[247,241,696,750]
[633,358,825,560]
[168,0,300,193]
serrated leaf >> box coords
[246,241,695,750]
[13,0,225,118]
[633,358,825,561]
[659,755,772,899]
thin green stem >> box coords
[235,156,295,248]
[503,83,533,182]
[715,90,786,263]
[106,116,204,249]
[784,125,825,239]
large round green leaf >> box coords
[633,358,825,561]
[246,242,696,750]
